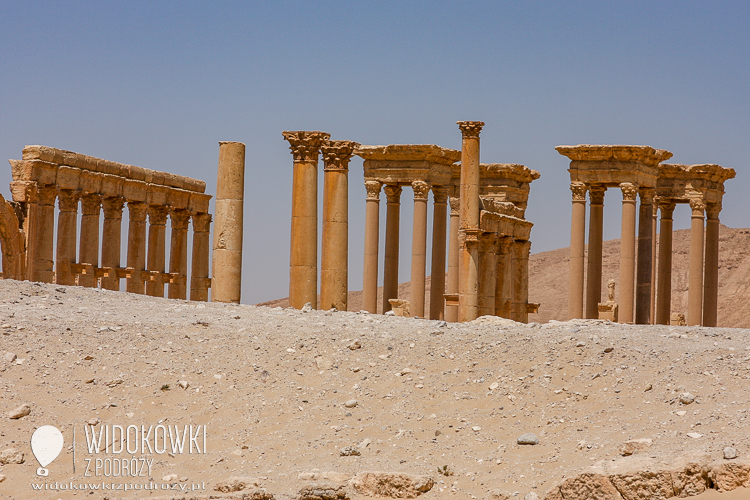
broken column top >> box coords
[555,145,673,166]
[20,145,206,193]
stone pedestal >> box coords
[55,190,78,286]
[146,205,168,297]
[101,197,125,291]
[382,185,402,313]
[79,194,101,287]
[429,186,448,320]
[284,130,330,310]
[126,202,148,294]
[568,182,587,319]
[212,141,246,304]
[410,180,430,318]
[618,183,638,323]
[655,202,675,325]
[168,209,190,299]
[703,204,721,327]
[687,199,705,326]
[635,188,654,324]
[190,213,212,301]
[362,181,382,314]
[320,140,358,311]
[444,195,460,322]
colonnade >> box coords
[6,145,213,300]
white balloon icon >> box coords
[31,425,64,468]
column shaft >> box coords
[429,186,448,320]
[477,234,497,317]
[687,201,705,326]
[362,181,382,314]
[585,187,604,318]
[511,240,531,323]
[126,202,148,294]
[655,203,674,325]
[444,195,460,322]
[618,183,638,323]
[55,190,78,286]
[168,209,190,299]
[78,194,101,287]
[212,141,246,303]
[146,206,168,297]
[382,185,402,313]
[190,213,212,301]
[101,197,124,291]
[635,188,654,324]
[410,180,430,318]
[568,182,587,319]
[703,205,721,327]
[650,204,658,324]
[495,237,513,318]
[458,232,479,322]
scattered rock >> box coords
[517,433,539,445]
[0,474,5,482]
[339,446,360,457]
[687,432,703,439]
[619,438,653,456]
[87,418,100,426]
[299,471,350,483]
[489,382,499,390]
[302,303,314,312]
[4,351,16,363]
[472,426,481,432]
[347,340,361,350]
[298,483,349,500]
[399,367,413,375]
[644,383,653,392]
[8,403,31,419]
[178,380,189,389]
[105,378,124,388]
[524,493,540,500]
[214,476,261,492]
[359,438,371,448]
[603,347,614,353]
[0,448,24,464]
[350,472,434,497]
[315,357,333,370]
[344,399,358,408]
[724,447,738,460]
[162,473,178,482]
[680,392,696,405]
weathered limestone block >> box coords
[558,473,622,500]
[608,471,673,500]
[122,179,148,202]
[349,472,434,498]
[388,299,410,317]
[708,459,750,492]
[8,159,58,184]
[297,483,350,500]
[671,461,709,497]
[0,448,24,464]
[214,477,262,492]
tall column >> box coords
[78,193,101,287]
[618,182,638,323]
[687,199,705,326]
[477,234,497,317]
[146,205,169,297]
[362,180,382,314]
[101,197,125,291]
[284,130,330,310]
[55,189,79,286]
[429,186,449,320]
[703,203,721,327]
[655,202,675,325]
[457,120,484,322]
[511,240,532,323]
[494,236,513,318]
[585,186,605,318]
[635,187,654,324]
[650,203,658,324]
[320,140,358,311]
[568,182,587,320]
[444,194,460,322]
[30,184,57,283]
[168,209,190,299]
[382,185,402,313]
[410,180,430,318]
[190,213,212,301]
[126,201,148,294]
[212,141,246,304]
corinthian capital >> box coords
[689,198,706,212]
[588,185,606,205]
[638,187,655,204]
[431,185,448,204]
[412,180,430,201]
[619,182,638,202]
[384,185,402,204]
[457,121,485,139]
[449,196,460,215]
[321,140,360,171]
[282,131,331,162]
[364,180,382,201]
[570,182,587,201]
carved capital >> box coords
[432,185,448,204]
[384,185,402,204]
[570,182,587,202]
[321,140,360,171]
[659,201,676,219]
[37,184,57,206]
[81,193,102,215]
[127,201,148,222]
[638,187,655,204]
[170,209,191,229]
[588,185,606,205]
[688,198,706,212]
[497,236,513,255]
[191,212,212,232]
[706,203,722,220]
[619,182,638,202]
[449,196,460,215]
[102,197,125,219]
[364,180,382,201]
[457,121,485,139]
[282,131,331,162]
[147,205,170,225]
[412,180,430,201]
[57,189,79,212]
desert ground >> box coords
[2,272,750,499]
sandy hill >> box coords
[261,226,750,329]
[1,279,750,499]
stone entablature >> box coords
[557,144,673,188]
[357,144,460,187]
[657,163,736,205]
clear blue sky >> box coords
[1,1,748,304]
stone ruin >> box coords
[283,122,541,323]
[557,145,735,326]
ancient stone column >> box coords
[78,193,102,287]
[457,120,484,322]
[585,186,605,319]
[362,180,382,314]
[703,204,721,327]
[655,202,675,325]
[31,184,57,283]
[477,234,497,317]
[284,130,330,310]
[650,203,658,324]
[687,199,705,326]
[495,236,513,318]
[444,194,460,322]
[635,188,654,325]
[146,205,169,297]
[410,180,431,318]
[618,182,638,323]
[320,140,359,312]
[55,189,79,286]
[382,185,402,313]
[101,197,125,291]
[168,209,190,300]
[212,141,246,304]
[126,201,148,294]
[511,240,532,323]
[429,186,449,320]
[190,213,212,301]
[568,182,587,320]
